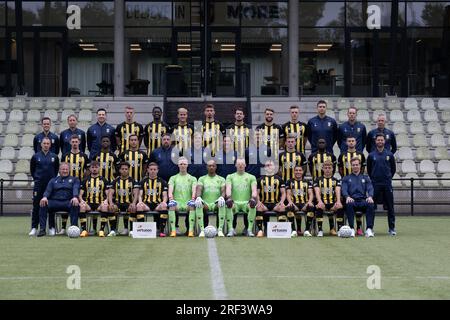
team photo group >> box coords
[30,100,397,239]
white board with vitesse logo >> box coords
[267,222,291,238]
[132,222,156,238]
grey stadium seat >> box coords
[24,122,39,134]
[26,110,41,122]
[403,173,420,187]
[80,98,94,110]
[15,160,30,174]
[353,98,368,110]
[63,98,77,110]
[401,160,417,174]
[415,147,430,161]
[422,173,439,188]
[393,122,407,134]
[419,160,435,174]
[0,147,16,160]
[0,109,6,121]
[392,173,403,188]
[61,110,76,121]
[441,111,450,122]
[0,173,11,186]
[6,121,21,134]
[438,98,450,110]
[440,173,450,187]
[420,98,435,110]
[409,122,424,134]
[46,98,60,110]
[29,98,43,110]
[404,98,418,110]
[357,110,370,122]
[12,98,26,110]
[0,160,13,173]
[396,134,410,147]
[337,98,350,110]
[431,134,446,147]
[12,173,29,187]
[437,160,450,174]
[338,110,347,122]
[370,98,384,110]
[427,122,442,134]
[424,110,438,122]
[387,98,400,110]
[0,98,9,109]
[445,123,450,135]
[9,109,24,122]
[397,147,413,161]
[406,110,421,122]
[3,134,19,147]
[22,134,35,147]
[413,134,427,147]
[18,147,34,160]
[434,147,449,161]
[390,110,404,122]
[78,109,93,122]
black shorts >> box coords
[87,203,101,212]
[144,202,159,211]
[263,203,277,211]
[116,203,130,213]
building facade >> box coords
[0,0,449,98]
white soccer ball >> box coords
[204,225,217,238]
[67,225,81,238]
[338,225,353,238]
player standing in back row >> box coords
[115,106,144,154]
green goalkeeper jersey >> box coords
[226,172,257,201]
[198,174,225,203]
[168,173,197,202]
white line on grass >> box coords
[207,238,228,300]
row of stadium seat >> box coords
[333,109,448,122]
[326,97,450,111]
[400,159,450,174]
[393,122,450,135]
[0,109,93,122]
[0,121,91,135]
[396,133,449,148]
[0,97,94,111]
[396,147,449,161]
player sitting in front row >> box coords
[286,166,315,237]
[256,160,286,237]
[313,160,344,237]
[136,163,169,237]
[168,157,197,237]
[225,158,258,237]
[79,161,110,237]
[195,160,227,237]
[107,162,139,236]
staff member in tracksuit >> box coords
[59,114,86,158]
[149,133,179,183]
[37,162,81,237]
[87,108,116,159]
[367,133,397,236]
[337,106,367,153]
[29,137,60,236]
[366,113,397,154]
[341,157,375,237]
[33,117,60,155]
[307,100,338,154]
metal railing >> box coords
[1,177,450,216]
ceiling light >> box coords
[79,43,95,47]
[82,48,98,51]
[313,48,328,51]
[317,44,332,47]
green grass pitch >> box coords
[1,216,449,300]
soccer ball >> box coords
[67,226,81,238]
[204,226,217,238]
[338,225,353,238]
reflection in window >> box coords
[407,2,450,27]
[22,2,67,26]
[125,1,172,27]
[69,1,114,26]
[299,2,344,27]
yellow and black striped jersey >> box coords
[81,175,109,204]
[94,151,119,182]
[255,123,284,159]
[313,176,341,205]
[139,177,168,204]
[202,120,224,156]
[119,149,149,182]
[108,177,139,205]
[338,151,366,177]
[282,121,309,154]
[115,121,144,153]
[226,123,250,157]
[144,121,170,156]
[257,175,285,204]
[278,151,308,182]
[63,152,89,180]
[308,151,337,180]
[286,179,312,204]
[172,123,194,155]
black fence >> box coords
[1,178,450,216]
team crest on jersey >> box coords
[328,122,331,127]
[69,179,73,183]
[106,128,110,133]
[51,158,55,162]
[357,128,361,132]
[52,139,55,143]
[362,179,366,183]
[386,134,389,139]
[386,156,390,161]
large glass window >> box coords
[346,1,405,27]
[299,1,345,27]
[69,1,114,26]
[407,2,450,27]
[21,2,67,26]
[125,1,172,27]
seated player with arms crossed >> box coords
[107,162,139,236]
[313,160,344,237]
[195,160,227,237]
[136,163,169,237]
[256,160,286,237]
[79,161,110,237]
[225,158,258,237]
[286,166,315,237]
[167,157,197,237]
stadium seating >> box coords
[401,160,417,174]
[390,110,404,122]
[434,147,449,161]
[392,173,403,188]
[80,98,94,110]
[407,110,421,122]
[18,147,34,160]
[0,109,6,121]
[21,134,34,147]
[403,98,418,110]
[0,147,16,160]
[12,98,26,109]
[24,122,39,134]
[29,98,43,110]
[7,121,21,134]
[15,160,30,174]
[0,123,3,133]
[46,98,60,109]
[393,122,407,134]
[438,98,450,110]
[415,147,429,161]
[441,173,450,187]
[0,160,13,173]
[78,121,91,132]
[63,98,77,109]
[419,160,435,174]
[409,122,424,134]
[26,110,41,122]
[369,98,383,110]
[3,134,19,147]
[9,109,24,122]
[357,109,370,122]
[338,110,347,122]
[437,160,450,174]
[445,123,450,135]
[397,147,414,161]
[420,98,435,110]
[387,98,400,110]
[61,109,75,121]
[353,98,367,110]
[372,110,385,122]
[79,110,93,122]
[12,173,29,187]
[422,173,439,187]
[0,172,10,186]
[44,110,58,122]
[431,134,446,147]
[424,110,438,122]
[403,173,420,187]
[396,134,410,147]
[0,98,9,109]
[427,122,442,134]
[326,109,335,118]
[413,134,427,147]
[441,111,450,122]
[337,98,350,110]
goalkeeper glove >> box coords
[225,198,234,209]
[216,196,226,208]
[194,197,204,209]
[248,197,257,208]
[187,199,196,208]
[168,200,178,209]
